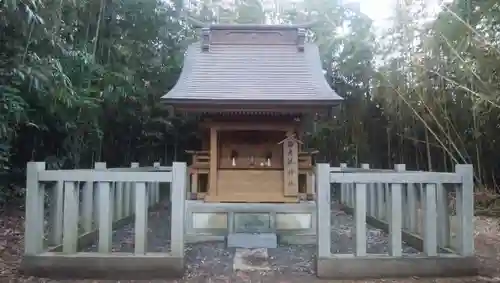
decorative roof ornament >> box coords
[187,14,314,53]
[187,16,209,28]
[201,27,211,52]
[186,14,317,30]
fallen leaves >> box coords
[0,209,24,280]
[1,204,500,283]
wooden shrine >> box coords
[161,22,343,203]
[184,116,316,202]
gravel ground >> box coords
[85,202,172,253]
[2,200,500,282]
[329,202,419,254]
[84,198,417,280]
[86,199,418,256]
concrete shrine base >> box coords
[184,200,317,244]
[317,255,478,279]
[185,233,316,245]
[21,253,184,280]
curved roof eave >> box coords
[161,42,343,103]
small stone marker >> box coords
[227,233,277,249]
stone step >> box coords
[227,233,278,249]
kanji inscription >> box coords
[282,134,299,196]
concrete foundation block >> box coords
[317,255,478,279]
[185,234,225,243]
[227,233,278,248]
[279,234,316,245]
[20,253,184,280]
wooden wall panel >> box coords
[218,130,285,169]
[212,170,289,202]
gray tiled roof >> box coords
[162,27,342,104]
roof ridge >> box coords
[201,26,306,51]
[207,23,314,30]
[187,16,316,30]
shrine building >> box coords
[161,22,342,204]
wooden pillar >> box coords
[209,126,218,197]
[306,171,313,195]
[191,171,199,193]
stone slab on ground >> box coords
[227,233,277,249]
[233,248,271,271]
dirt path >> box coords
[474,216,500,278]
[1,207,499,282]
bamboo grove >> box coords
[1,0,499,206]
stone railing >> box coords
[315,163,477,279]
[21,161,187,279]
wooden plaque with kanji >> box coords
[283,136,299,196]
